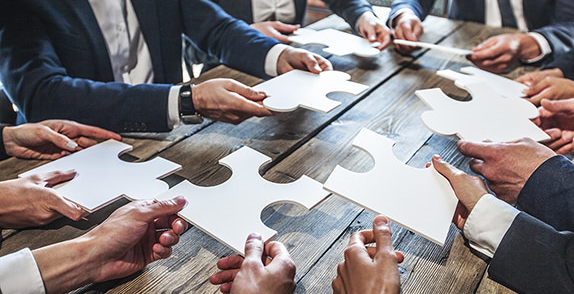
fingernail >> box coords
[375,216,389,226]
[248,232,262,240]
[258,91,267,96]
[66,141,78,149]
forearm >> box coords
[32,235,97,294]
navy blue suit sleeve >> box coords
[0,3,172,133]
[179,0,279,79]
[535,22,574,79]
[517,155,574,231]
[389,0,436,22]
[488,212,574,294]
[321,0,373,31]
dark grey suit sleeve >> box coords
[535,22,574,80]
[0,125,8,160]
[517,155,574,231]
[322,0,373,30]
[488,212,574,294]
[389,0,436,22]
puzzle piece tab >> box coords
[288,28,380,57]
[437,66,527,99]
[155,146,330,255]
[257,70,368,113]
[323,129,457,245]
[19,140,181,212]
[416,82,550,142]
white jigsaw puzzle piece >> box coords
[257,70,369,113]
[19,140,181,212]
[288,28,381,57]
[323,129,457,246]
[416,82,550,142]
[155,146,330,255]
[437,66,528,99]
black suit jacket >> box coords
[0,0,279,132]
[486,155,574,293]
[389,0,574,77]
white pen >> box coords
[393,39,473,55]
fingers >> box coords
[456,140,491,161]
[315,54,333,71]
[39,126,80,152]
[137,196,188,222]
[540,98,574,115]
[217,255,244,271]
[243,232,265,266]
[301,53,324,74]
[270,21,300,34]
[265,241,296,275]
[152,243,173,260]
[226,80,266,102]
[41,120,122,142]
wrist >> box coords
[518,34,542,61]
[2,126,14,157]
[32,235,98,293]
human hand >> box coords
[32,197,188,294]
[0,170,84,228]
[468,33,541,73]
[392,11,423,54]
[276,46,333,75]
[515,68,564,87]
[432,155,489,230]
[2,120,121,160]
[192,79,274,124]
[356,11,391,49]
[520,76,574,106]
[250,21,300,44]
[537,98,574,154]
[209,233,296,294]
[331,216,403,294]
[457,139,555,204]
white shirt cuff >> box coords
[167,85,181,129]
[523,32,553,63]
[387,8,417,30]
[463,194,520,258]
[0,248,46,294]
[264,44,290,77]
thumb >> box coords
[36,170,77,187]
[38,126,78,152]
[372,216,395,257]
[227,81,266,102]
[272,21,300,33]
[243,233,265,263]
[540,98,574,114]
[48,193,85,221]
[137,196,188,222]
[431,155,459,181]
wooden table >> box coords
[0,7,536,294]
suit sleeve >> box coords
[0,3,172,133]
[321,0,373,31]
[535,22,574,80]
[488,212,574,294]
[389,0,436,22]
[0,124,8,160]
[179,0,279,79]
[517,155,574,231]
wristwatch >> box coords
[179,84,203,124]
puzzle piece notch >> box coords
[19,140,181,212]
[416,82,550,142]
[437,66,528,99]
[288,28,381,57]
[155,146,330,255]
[323,129,458,245]
[257,70,369,113]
